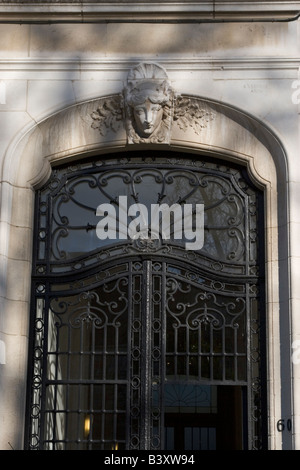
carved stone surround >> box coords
[0,1,299,22]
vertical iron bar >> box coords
[40,284,49,449]
[161,262,166,450]
[174,322,178,379]
[127,262,132,449]
[210,323,213,380]
[90,317,95,449]
[114,319,119,448]
[52,311,59,448]
[101,324,107,448]
[198,326,201,379]
[246,282,252,449]
[65,303,72,448]
[222,326,226,381]
[186,324,189,379]
[234,326,237,382]
[139,260,152,449]
[78,318,84,449]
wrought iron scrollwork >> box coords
[35,152,259,280]
[26,151,266,451]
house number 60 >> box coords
[277,419,292,432]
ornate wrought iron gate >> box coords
[25,151,267,450]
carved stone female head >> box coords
[124,62,174,143]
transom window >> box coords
[25,151,267,450]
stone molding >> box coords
[3,87,283,190]
[0,59,299,82]
[0,1,299,22]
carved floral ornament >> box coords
[91,62,215,144]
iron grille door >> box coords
[25,151,266,450]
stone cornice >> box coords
[0,2,299,23]
[0,57,299,73]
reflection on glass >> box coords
[164,384,217,413]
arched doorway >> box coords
[25,150,267,450]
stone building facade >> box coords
[0,1,300,450]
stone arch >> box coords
[0,93,290,450]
